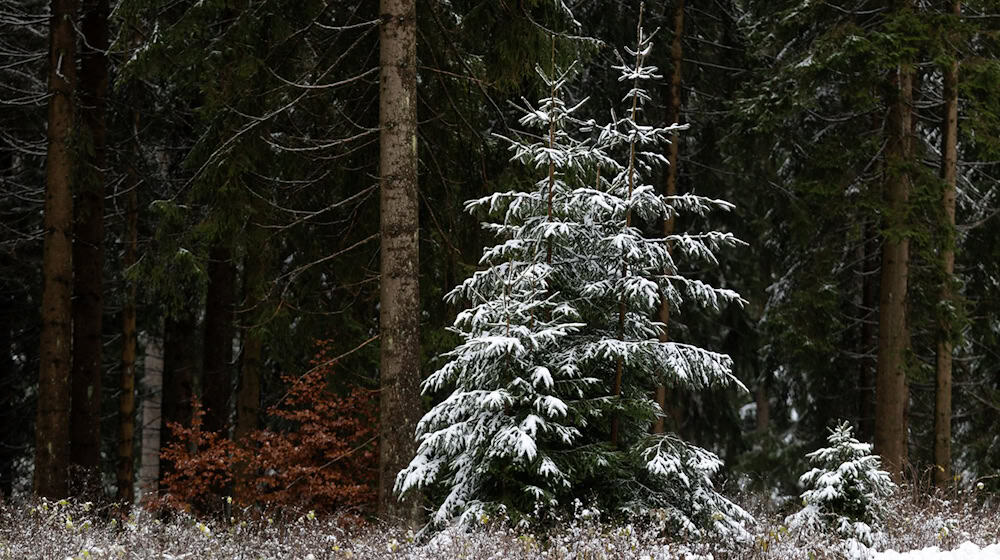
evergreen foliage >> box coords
[116,0,385,377]
[397,21,751,540]
[786,422,895,547]
[4,0,1000,535]
[729,0,1000,477]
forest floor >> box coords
[1,489,997,560]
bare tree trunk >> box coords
[0,297,14,498]
[655,0,685,435]
[858,221,879,443]
[755,379,770,433]
[117,159,139,505]
[70,0,109,496]
[35,0,77,500]
[378,0,422,525]
[234,226,268,505]
[234,310,263,450]
[202,245,235,436]
[233,327,261,505]
[934,0,960,487]
[0,150,13,498]
[874,0,914,478]
[138,333,163,501]
[161,313,196,475]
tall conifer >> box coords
[70,0,109,493]
[35,0,77,499]
[398,18,751,539]
[874,0,915,478]
[933,0,961,487]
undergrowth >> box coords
[0,485,996,560]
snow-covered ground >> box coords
[875,542,1000,559]
[2,494,998,559]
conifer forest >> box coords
[3,0,1000,558]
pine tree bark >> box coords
[934,0,960,488]
[874,0,914,478]
[117,159,139,505]
[378,0,422,524]
[202,245,235,435]
[655,0,684,435]
[138,333,163,500]
[70,0,109,495]
[35,0,77,499]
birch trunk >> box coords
[137,333,163,501]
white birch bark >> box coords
[137,333,163,502]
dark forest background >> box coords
[2,0,1000,517]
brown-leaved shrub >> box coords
[158,342,377,516]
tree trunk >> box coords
[378,0,422,524]
[202,245,235,435]
[117,161,139,505]
[874,0,914,478]
[35,0,77,500]
[655,0,684,435]
[161,313,196,474]
[934,0,960,487]
[858,220,879,443]
[138,332,163,500]
[234,226,269,505]
[755,379,770,434]
[0,298,13,498]
[70,0,109,496]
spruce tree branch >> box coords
[417,65,488,86]
[250,183,378,230]
[277,233,379,300]
[265,66,378,91]
[416,26,483,142]
[427,2,509,132]
[417,130,463,258]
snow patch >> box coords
[875,542,1000,559]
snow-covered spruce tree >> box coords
[397,16,751,540]
[786,422,895,547]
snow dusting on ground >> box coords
[3,494,998,559]
[875,542,1000,559]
